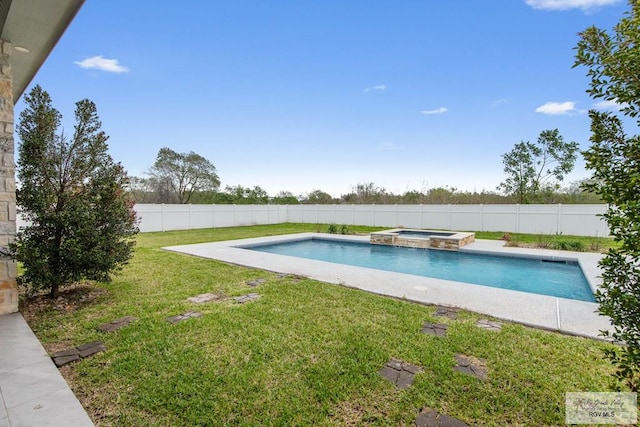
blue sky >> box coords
[15,0,630,198]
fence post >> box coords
[394,204,397,227]
[557,203,562,235]
[161,203,165,232]
[480,204,484,232]
[448,204,452,231]
[515,204,520,233]
[372,204,376,227]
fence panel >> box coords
[395,205,423,229]
[558,205,607,237]
[481,205,518,232]
[17,203,610,236]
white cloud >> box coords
[524,0,621,11]
[74,55,129,73]
[421,107,448,115]
[375,142,399,151]
[363,84,387,93]
[594,99,629,110]
[535,101,578,115]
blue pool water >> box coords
[395,230,454,238]
[247,238,595,302]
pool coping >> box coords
[164,233,612,340]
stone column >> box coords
[0,39,17,314]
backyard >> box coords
[20,224,617,426]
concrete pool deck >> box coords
[164,233,612,340]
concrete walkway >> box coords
[0,313,94,427]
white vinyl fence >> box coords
[130,204,609,237]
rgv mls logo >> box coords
[566,392,637,425]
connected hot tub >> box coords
[370,228,475,250]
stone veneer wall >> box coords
[0,40,17,314]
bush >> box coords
[553,240,585,252]
[14,86,138,298]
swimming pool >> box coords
[164,233,609,338]
[247,238,594,302]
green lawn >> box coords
[22,224,616,426]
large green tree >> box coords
[498,129,579,203]
[271,191,300,205]
[15,85,138,298]
[575,0,640,391]
[221,185,269,204]
[146,147,220,204]
[302,189,334,204]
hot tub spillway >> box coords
[370,229,475,251]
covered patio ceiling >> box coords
[0,0,85,103]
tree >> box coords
[342,182,389,204]
[271,191,299,204]
[14,85,138,298]
[146,147,220,203]
[575,0,640,391]
[223,185,269,204]
[498,129,579,203]
[302,189,334,204]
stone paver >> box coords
[434,306,458,320]
[453,354,487,380]
[476,319,502,332]
[234,293,261,304]
[379,358,423,389]
[421,322,448,337]
[97,316,138,332]
[166,311,203,324]
[415,408,469,427]
[277,273,304,283]
[246,279,266,287]
[187,293,223,304]
[51,341,106,367]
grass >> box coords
[21,224,618,426]
[474,231,618,252]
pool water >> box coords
[395,230,454,238]
[248,238,595,302]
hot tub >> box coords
[370,228,475,250]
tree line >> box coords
[128,145,600,205]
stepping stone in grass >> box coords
[379,358,423,389]
[246,279,266,287]
[51,341,106,367]
[277,273,303,283]
[415,407,469,427]
[97,316,138,332]
[421,322,448,337]
[166,311,203,324]
[476,318,502,332]
[187,293,223,304]
[453,354,487,380]
[233,293,261,304]
[433,305,458,320]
